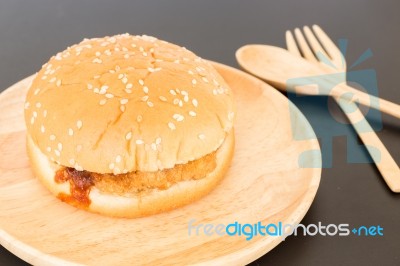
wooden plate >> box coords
[0,62,321,266]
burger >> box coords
[24,34,235,218]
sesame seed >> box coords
[105,93,114,99]
[124,54,130,59]
[198,134,206,140]
[68,128,74,136]
[143,52,148,56]
[139,47,144,52]
[192,99,198,107]
[125,131,132,140]
[120,105,126,112]
[87,84,93,90]
[136,139,144,145]
[173,99,179,105]
[34,88,40,95]
[58,143,63,151]
[46,147,51,152]
[189,111,196,117]
[95,52,101,56]
[151,143,157,151]
[168,122,176,130]
[101,85,109,91]
[113,167,121,175]
[188,70,194,75]
[30,117,35,124]
[170,90,177,96]
[115,65,121,71]
[43,110,47,117]
[50,135,56,141]
[40,125,45,133]
[41,76,47,80]
[148,67,154,72]
[179,100,183,107]
[105,49,111,56]
[99,87,107,95]
[141,95,149,101]
[122,77,128,84]
[181,90,188,96]
[120,99,128,105]
[173,114,184,122]
[184,95,189,102]
[116,155,122,163]
[147,101,154,107]
[75,164,83,171]
[143,86,149,94]
[99,99,107,105]
[94,75,101,79]
[36,102,42,108]
[92,58,102,64]
[139,79,144,86]
[54,150,61,157]
[202,77,209,83]
[137,115,143,122]
[77,120,83,129]
[159,96,167,102]
[94,88,100,93]
[126,83,133,89]
[33,111,38,118]
[192,79,197,85]
[118,74,124,80]
[125,89,132,94]
[109,163,115,170]
[101,42,109,47]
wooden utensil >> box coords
[236,44,400,120]
[236,29,400,192]
[284,25,400,193]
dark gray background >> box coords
[1,0,399,265]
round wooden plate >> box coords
[0,62,321,266]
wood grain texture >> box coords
[0,63,321,266]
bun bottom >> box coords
[27,130,235,218]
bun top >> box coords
[24,34,235,174]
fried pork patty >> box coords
[55,150,217,196]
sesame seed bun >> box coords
[24,34,235,174]
[24,34,235,217]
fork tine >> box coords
[285,31,301,56]
[303,26,330,61]
[312,25,343,67]
[293,28,318,62]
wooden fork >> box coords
[285,25,400,192]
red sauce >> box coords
[55,168,94,209]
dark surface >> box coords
[0,1,399,265]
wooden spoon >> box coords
[236,45,400,119]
